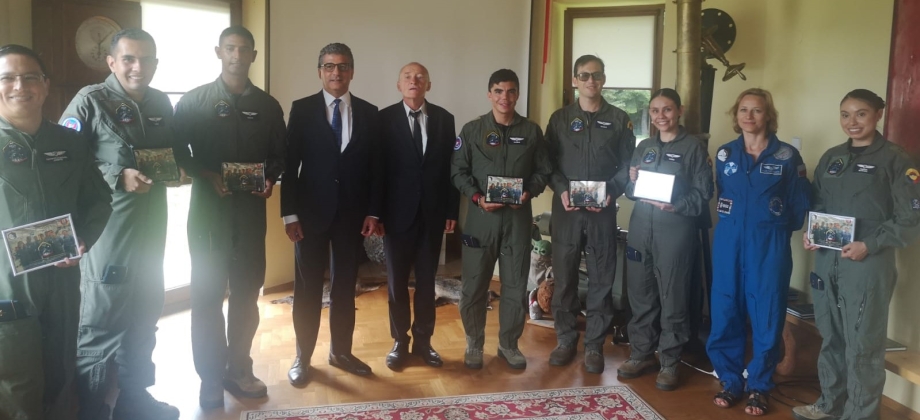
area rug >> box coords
[240,385,663,420]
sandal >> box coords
[745,391,768,416]
[713,390,740,408]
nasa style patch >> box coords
[827,158,844,175]
[61,117,82,132]
[773,145,793,161]
[906,168,920,184]
[570,118,584,132]
[769,196,784,216]
[215,100,231,117]
[454,136,462,151]
[3,142,29,164]
[642,148,658,164]
[485,132,501,147]
[116,103,134,123]
[717,197,733,215]
[717,148,729,162]
[723,162,738,176]
[853,163,876,174]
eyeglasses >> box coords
[0,73,46,86]
[575,71,605,82]
[319,62,353,72]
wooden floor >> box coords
[147,268,918,420]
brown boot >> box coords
[655,365,679,391]
[616,356,658,379]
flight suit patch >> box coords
[717,197,732,214]
[707,156,713,167]
[906,168,920,184]
[798,164,807,177]
[570,118,584,132]
[61,117,82,132]
[146,117,163,126]
[3,142,29,164]
[116,103,134,123]
[827,158,845,175]
[595,120,612,129]
[509,136,526,145]
[215,100,231,117]
[773,145,793,161]
[642,148,658,164]
[454,136,462,151]
[723,162,738,176]
[485,132,500,147]
[769,196,784,216]
[912,198,920,211]
[717,147,730,162]
[664,153,682,163]
[853,163,876,174]
[240,111,260,121]
[43,151,69,162]
[760,163,783,175]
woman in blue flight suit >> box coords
[794,90,920,420]
[708,88,811,416]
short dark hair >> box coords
[317,43,353,68]
[651,88,682,108]
[0,44,48,76]
[841,89,886,111]
[573,54,605,76]
[110,28,157,56]
[219,26,255,47]
[488,69,519,91]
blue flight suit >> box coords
[707,134,811,396]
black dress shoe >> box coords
[329,353,372,376]
[412,344,443,367]
[386,341,410,371]
[288,357,309,386]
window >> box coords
[564,6,664,143]
[141,0,234,296]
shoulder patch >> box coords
[717,147,730,162]
[61,117,83,132]
[906,168,920,184]
[454,136,462,151]
[627,120,634,131]
[773,145,793,161]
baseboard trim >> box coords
[883,396,920,420]
[263,281,294,295]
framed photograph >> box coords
[133,148,179,183]
[807,212,856,251]
[222,162,266,192]
[569,180,607,208]
[486,175,524,204]
[2,214,80,276]
[633,170,675,203]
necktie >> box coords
[410,110,423,158]
[331,98,342,150]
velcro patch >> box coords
[853,163,876,174]
[760,163,783,176]
[717,197,733,214]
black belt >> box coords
[0,300,30,322]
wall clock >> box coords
[75,16,121,72]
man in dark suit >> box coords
[280,42,382,385]
[378,62,459,371]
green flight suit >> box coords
[0,118,111,420]
[623,128,713,367]
[451,111,551,350]
[545,100,635,349]
[172,77,285,382]
[59,74,175,419]
[811,132,920,420]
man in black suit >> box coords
[280,43,382,385]
[378,62,459,371]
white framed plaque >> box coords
[633,170,675,203]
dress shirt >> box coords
[404,101,428,154]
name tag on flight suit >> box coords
[853,163,876,174]
[760,163,783,175]
[509,137,526,145]
[240,111,260,121]
[595,120,612,129]
[665,153,682,163]
[717,197,733,214]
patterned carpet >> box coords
[240,385,664,420]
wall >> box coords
[0,0,31,47]
[531,0,918,412]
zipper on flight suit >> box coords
[28,138,48,220]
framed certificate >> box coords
[633,170,675,203]
[486,175,524,204]
[807,211,856,251]
[3,214,80,276]
[569,180,607,208]
[133,148,179,183]
[222,162,266,192]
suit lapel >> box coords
[423,104,437,162]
